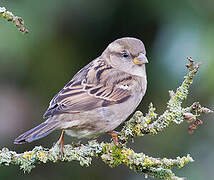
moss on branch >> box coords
[0,57,212,180]
[0,7,28,33]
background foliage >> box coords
[0,0,213,180]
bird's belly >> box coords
[103,92,143,131]
[59,93,143,138]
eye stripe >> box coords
[110,51,121,57]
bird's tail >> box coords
[14,121,60,144]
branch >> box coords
[0,7,29,34]
[0,58,212,180]
[119,57,212,140]
[0,141,193,180]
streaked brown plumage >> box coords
[14,37,148,149]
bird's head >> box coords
[102,37,148,77]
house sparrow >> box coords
[14,37,148,151]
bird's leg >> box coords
[107,130,119,146]
[58,130,65,155]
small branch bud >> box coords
[199,107,213,114]
[188,120,203,134]
[183,113,196,123]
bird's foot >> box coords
[57,130,65,157]
[107,130,119,147]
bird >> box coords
[14,37,148,153]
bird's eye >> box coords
[122,51,129,58]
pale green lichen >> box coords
[0,141,194,179]
[101,143,194,179]
[0,58,212,179]
[120,58,211,140]
[0,6,28,33]
[0,140,104,173]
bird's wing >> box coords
[43,59,133,118]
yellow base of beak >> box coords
[133,57,144,65]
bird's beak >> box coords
[133,53,148,66]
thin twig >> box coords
[0,7,28,34]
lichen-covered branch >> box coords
[0,57,212,180]
[0,141,193,180]
[0,7,28,33]
[119,57,212,140]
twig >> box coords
[0,7,29,34]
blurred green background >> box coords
[0,0,213,179]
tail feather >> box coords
[14,121,60,144]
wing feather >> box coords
[43,58,133,118]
